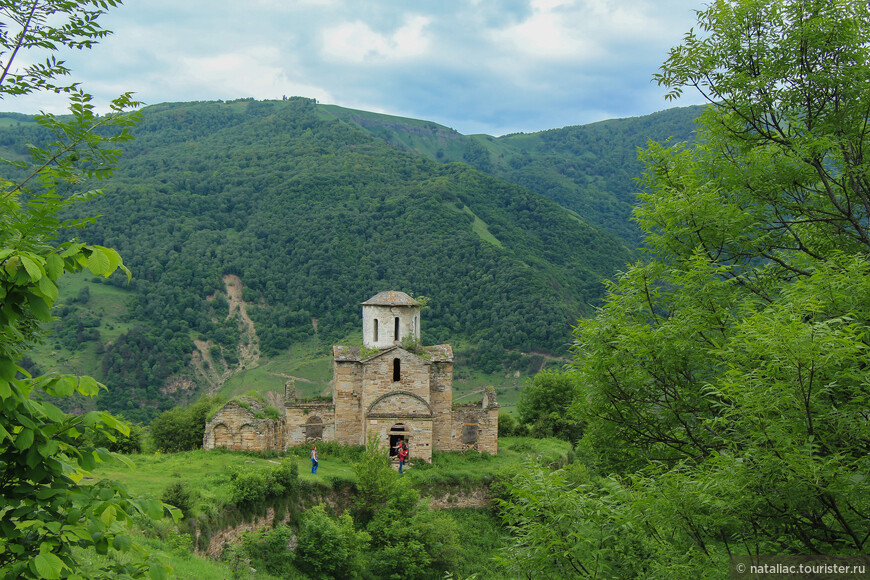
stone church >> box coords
[203,291,499,461]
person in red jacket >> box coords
[394,438,408,474]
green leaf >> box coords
[0,361,17,382]
[38,439,59,457]
[27,294,52,321]
[94,245,121,273]
[45,253,64,279]
[75,376,102,397]
[112,534,132,552]
[47,377,76,397]
[100,504,116,526]
[32,552,65,579]
[19,255,43,282]
[14,428,34,450]
[86,247,110,276]
[38,276,58,302]
[59,243,85,258]
[139,499,164,520]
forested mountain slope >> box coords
[322,104,703,243]
[0,98,635,420]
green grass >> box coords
[219,350,333,400]
[93,437,571,514]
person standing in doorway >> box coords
[311,444,318,474]
[394,438,408,474]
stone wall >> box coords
[431,361,453,451]
[203,399,284,452]
[284,404,335,447]
[361,349,431,404]
[445,387,499,454]
[333,360,363,445]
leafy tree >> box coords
[0,1,173,577]
[351,439,461,579]
[496,462,648,579]
[149,396,220,453]
[294,505,369,580]
[499,1,870,577]
[568,0,870,569]
[516,370,583,443]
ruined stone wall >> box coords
[333,361,363,445]
[203,400,284,452]
[430,361,454,450]
[446,404,499,455]
[284,404,335,448]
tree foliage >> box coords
[149,396,221,453]
[351,439,462,579]
[501,0,870,576]
[0,2,173,577]
[516,369,583,442]
[294,505,369,580]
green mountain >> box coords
[3,98,647,421]
[321,104,703,243]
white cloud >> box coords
[175,47,333,103]
[320,15,432,63]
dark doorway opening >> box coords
[389,423,405,457]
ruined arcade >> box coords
[204,291,499,460]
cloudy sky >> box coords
[6,0,707,136]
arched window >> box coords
[394,317,400,340]
[393,358,401,382]
[373,319,379,342]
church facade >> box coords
[203,291,499,461]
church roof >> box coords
[361,291,420,306]
[333,344,453,363]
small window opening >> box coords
[305,415,323,441]
[373,319,379,342]
[463,421,479,444]
[393,358,401,382]
[394,317,400,341]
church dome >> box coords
[361,291,421,306]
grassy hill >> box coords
[1,97,638,421]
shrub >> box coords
[242,525,297,577]
[228,460,298,507]
[161,481,192,519]
[150,396,223,452]
[295,505,369,579]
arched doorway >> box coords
[388,423,406,457]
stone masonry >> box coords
[203,291,498,460]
